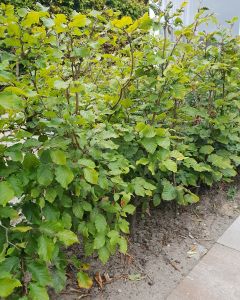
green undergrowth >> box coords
[0,2,240,298]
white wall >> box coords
[150,0,240,35]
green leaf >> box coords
[0,92,23,111]
[93,234,105,249]
[112,16,133,28]
[199,145,214,155]
[37,165,53,186]
[50,150,66,165]
[141,138,158,154]
[0,277,21,297]
[162,159,177,173]
[82,201,92,212]
[51,269,66,293]
[55,166,74,188]
[37,236,55,262]
[29,284,49,300]
[77,271,93,289]
[184,193,199,204]
[162,181,177,201]
[136,158,149,166]
[156,137,170,149]
[122,204,135,215]
[208,154,232,169]
[83,168,98,185]
[94,214,107,233]
[27,262,51,287]
[98,246,110,264]
[11,226,32,232]
[57,230,79,247]
[73,47,90,58]
[118,237,127,254]
[78,159,96,168]
[69,14,89,28]
[153,194,161,207]
[45,188,57,203]
[73,202,84,219]
[0,181,15,207]
[119,218,129,234]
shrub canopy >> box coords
[0,2,240,298]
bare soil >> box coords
[56,179,240,300]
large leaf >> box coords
[94,214,107,233]
[27,262,51,287]
[98,246,110,264]
[162,159,177,173]
[141,138,158,154]
[93,234,105,249]
[37,165,53,186]
[0,181,15,207]
[0,277,21,297]
[57,230,79,247]
[29,284,49,300]
[50,150,66,165]
[162,181,177,201]
[0,92,23,111]
[55,166,74,188]
[83,168,98,185]
[37,236,55,262]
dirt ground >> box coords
[56,179,240,300]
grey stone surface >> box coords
[218,216,240,251]
[167,243,240,300]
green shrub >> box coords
[0,2,240,298]
[2,0,148,18]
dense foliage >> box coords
[1,2,240,299]
[2,0,148,19]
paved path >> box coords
[167,216,240,300]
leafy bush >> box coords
[2,0,148,18]
[1,2,240,298]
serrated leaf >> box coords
[83,168,98,185]
[77,271,93,289]
[184,193,199,204]
[136,157,149,166]
[78,158,95,168]
[29,284,49,300]
[93,234,105,249]
[69,14,89,28]
[162,181,177,201]
[199,145,214,155]
[94,214,107,233]
[37,236,55,262]
[119,218,129,234]
[0,277,21,297]
[57,230,79,247]
[122,204,135,215]
[37,165,53,186]
[98,246,110,264]
[0,181,15,207]
[55,166,74,188]
[162,159,177,173]
[50,150,66,165]
[27,262,51,287]
[141,138,158,154]
[73,202,84,219]
[118,237,127,254]
[0,92,23,111]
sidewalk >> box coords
[167,216,240,300]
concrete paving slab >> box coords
[167,243,240,300]
[218,216,240,251]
